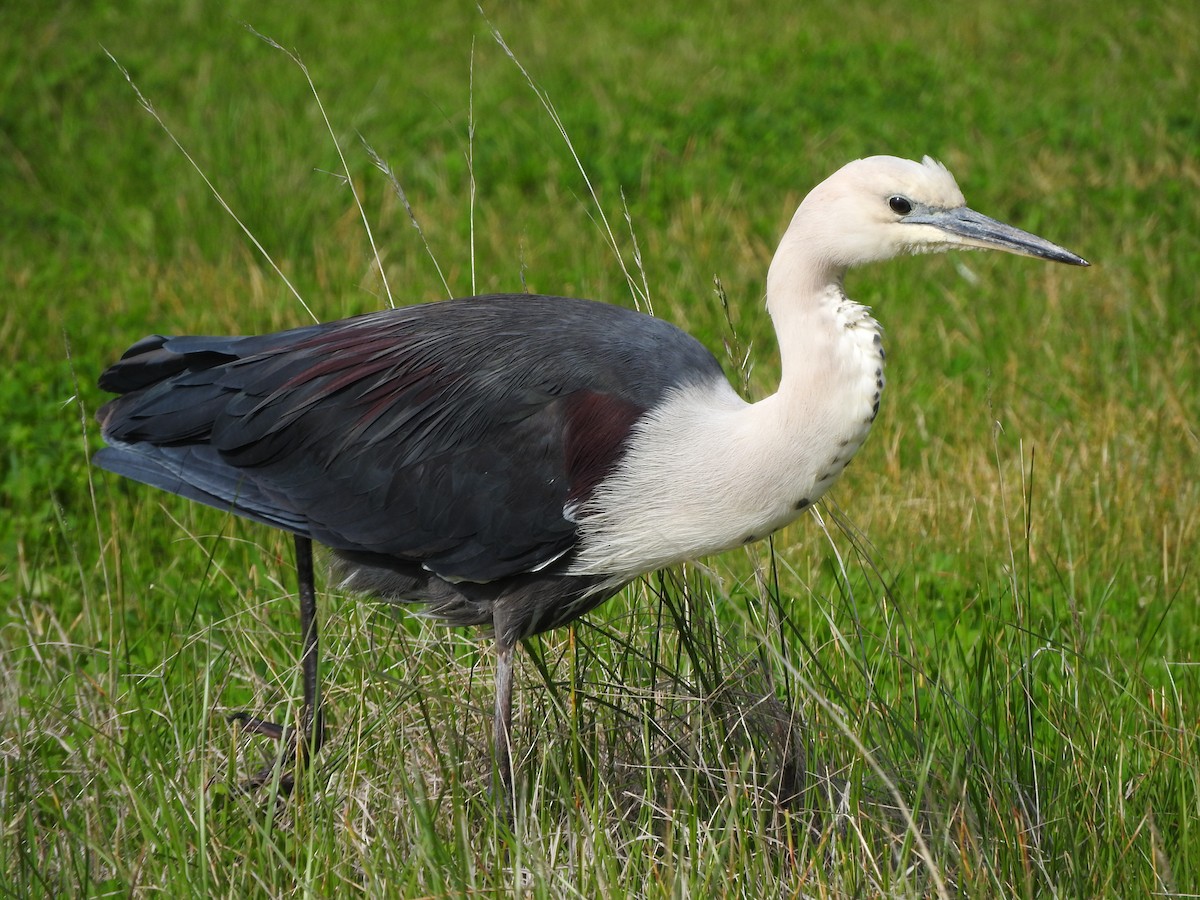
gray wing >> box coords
[95,294,726,583]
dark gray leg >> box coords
[494,640,515,807]
[231,534,324,793]
[296,534,324,760]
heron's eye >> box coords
[888,196,913,215]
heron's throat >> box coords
[773,283,885,491]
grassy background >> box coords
[3,0,1198,895]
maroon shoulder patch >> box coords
[562,391,645,507]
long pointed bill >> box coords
[908,207,1089,266]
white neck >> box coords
[570,222,885,579]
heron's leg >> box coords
[230,534,324,793]
[296,534,324,760]
[493,640,515,808]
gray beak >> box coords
[907,206,1089,266]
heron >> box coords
[94,155,1087,800]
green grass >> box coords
[3,0,1199,895]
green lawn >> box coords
[3,0,1198,895]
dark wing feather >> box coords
[92,444,311,534]
[95,294,726,583]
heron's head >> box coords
[780,155,1088,275]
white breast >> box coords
[569,288,883,578]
